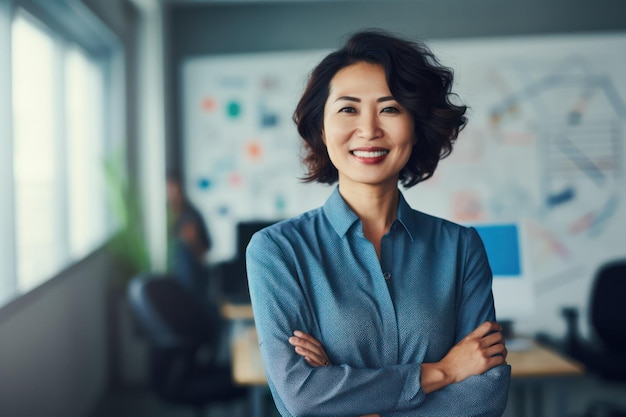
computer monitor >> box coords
[236,220,279,260]
[471,222,534,322]
[220,220,280,303]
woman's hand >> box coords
[289,331,380,417]
[421,321,508,394]
[288,330,332,367]
[442,321,508,382]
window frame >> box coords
[0,0,124,308]
[0,0,17,305]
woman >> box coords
[166,171,212,298]
[246,29,510,416]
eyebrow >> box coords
[334,95,396,103]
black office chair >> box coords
[562,259,626,381]
[560,260,626,417]
[127,274,247,417]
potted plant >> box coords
[103,150,151,386]
[103,150,151,287]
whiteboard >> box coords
[181,32,626,333]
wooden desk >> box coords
[508,340,583,378]
[221,302,254,321]
[222,304,264,417]
[232,325,266,386]
[507,340,584,417]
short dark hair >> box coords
[166,169,182,184]
[294,29,467,187]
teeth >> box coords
[352,150,388,158]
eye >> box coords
[381,106,400,114]
[338,107,357,113]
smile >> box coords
[350,150,389,158]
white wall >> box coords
[0,250,112,417]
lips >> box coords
[350,148,389,163]
[351,149,389,158]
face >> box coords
[166,179,183,205]
[322,62,415,191]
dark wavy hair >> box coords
[294,29,467,187]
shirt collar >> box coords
[396,192,416,242]
[323,187,359,238]
[323,186,416,241]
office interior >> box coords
[0,0,625,416]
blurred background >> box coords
[0,0,625,416]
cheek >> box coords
[321,123,346,148]
[390,125,415,148]
[397,121,417,149]
[322,136,343,168]
[324,113,355,134]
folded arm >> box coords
[382,365,511,417]
[291,323,510,417]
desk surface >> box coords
[507,341,584,378]
[230,326,584,386]
[232,326,267,385]
[221,302,254,321]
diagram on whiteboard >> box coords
[420,35,626,292]
[182,51,334,261]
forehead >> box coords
[328,62,390,95]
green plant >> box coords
[103,150,151,287]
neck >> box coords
[338,183,399,234]
[170,199,185,216]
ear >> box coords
[321,129,327,145]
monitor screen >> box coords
[471,222,534,321]
[473,224,521,276]
[221,220,280,303]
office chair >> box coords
[562,259,626,382]
[560,260,626,417]
[127,274,247,417]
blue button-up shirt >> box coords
[247,187,511,416]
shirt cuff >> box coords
[401,365,426,405]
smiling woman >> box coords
[247,29,510,417]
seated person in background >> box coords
[166,170,212,300]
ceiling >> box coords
[161,0,395,4]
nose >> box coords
[357,111,383,140]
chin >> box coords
[346,176,399,189]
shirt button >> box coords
[383,272,391,280]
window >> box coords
[1,2,121,300]
[12,12,63,291]
[65,46,108,260]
